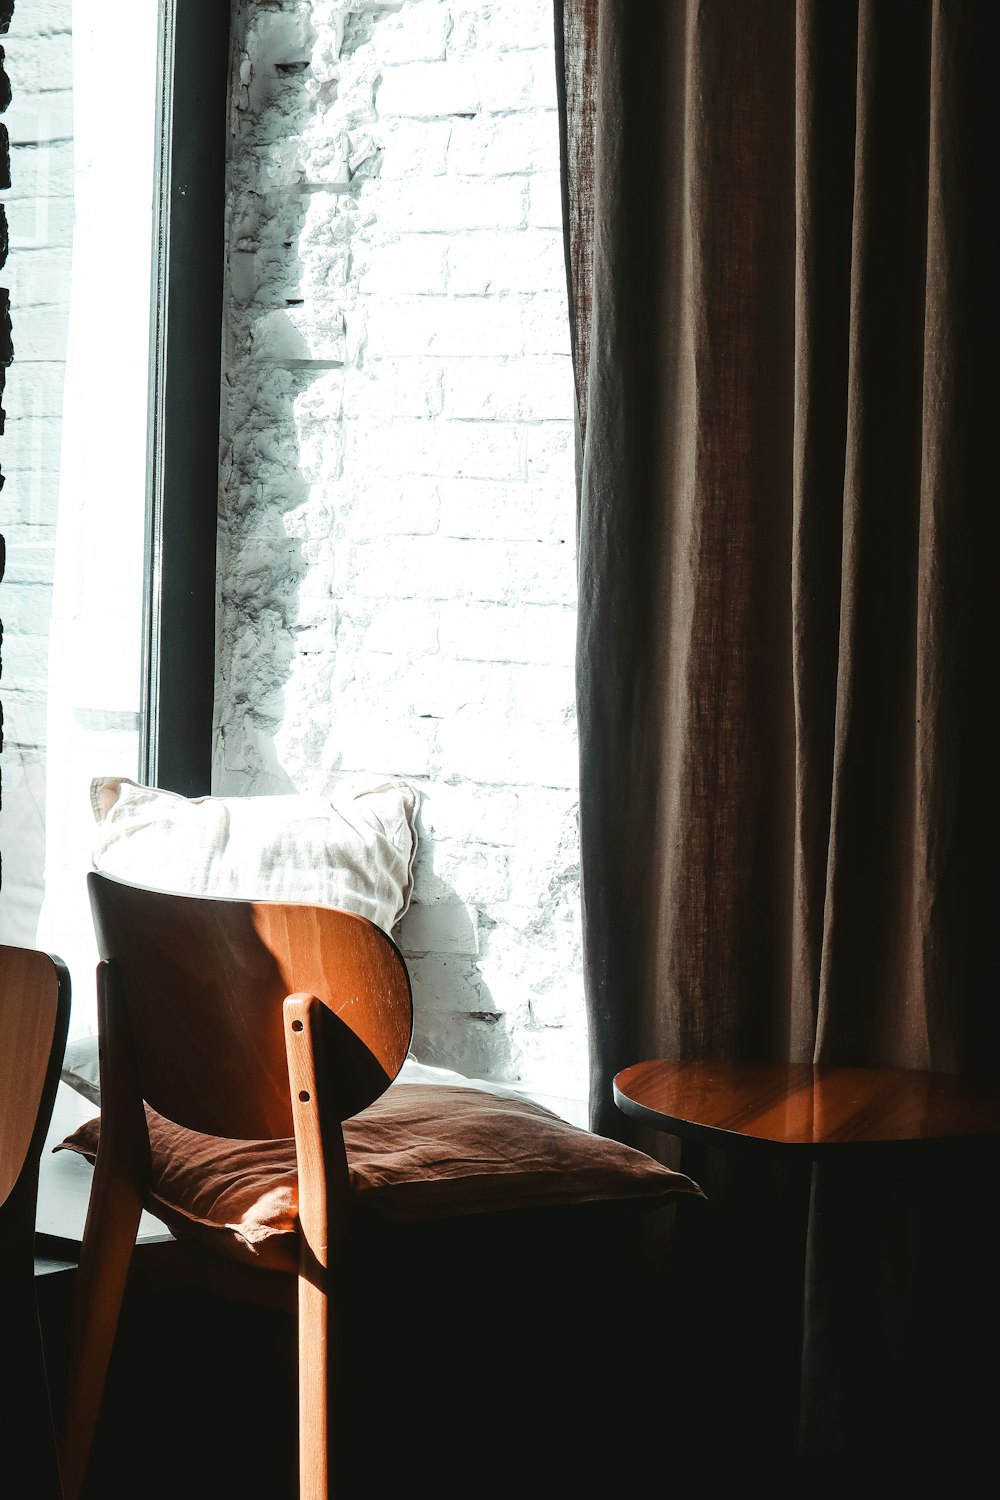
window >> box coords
[0,0,228,1032]
[2,0,587,1105]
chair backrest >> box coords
[0,942,71,1500]
[86,870,414,1138]
[0,943,71,1239]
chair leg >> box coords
[298,1272,331,1500]
[286,994,352,1499]
[0,1287,63,1500]
[57,1161,144,1500]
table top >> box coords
[613,1059,1000,1154]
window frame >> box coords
[141,0,231,796]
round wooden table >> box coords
[613,1058,1000,1155]
[613,1059,1000,1474]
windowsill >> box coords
[35,1082,173,1252]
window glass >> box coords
[0,1,159,1033]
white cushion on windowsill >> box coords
[89,776,419,935]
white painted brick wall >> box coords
[217,0,586,1105]
[0,2,74,946]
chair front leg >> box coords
[58,961,150,1500]
[285,993,352,1500]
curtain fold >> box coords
[557,0,999,1139]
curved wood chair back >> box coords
[0,945,70,1221]
[0,942,71,1500]
[87,870,414,1136]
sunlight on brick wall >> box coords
[217,0,585,1101]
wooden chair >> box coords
[0,942,71,1500]
[58,871,702,1499]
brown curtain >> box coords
[556,0,999,1475]
[556,0,999,1134]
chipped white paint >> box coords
[217,0,586,1106]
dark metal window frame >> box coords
[141,0,231,795]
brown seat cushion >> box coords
[57,1082,704,1271]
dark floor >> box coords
[39,1167,997,1498]
[36,1205,675,1500]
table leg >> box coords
[666,1141,813,1475]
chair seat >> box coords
[57,1082,703,1271]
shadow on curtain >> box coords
[555,0,999,1479]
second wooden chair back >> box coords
[0,942,71,1500]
